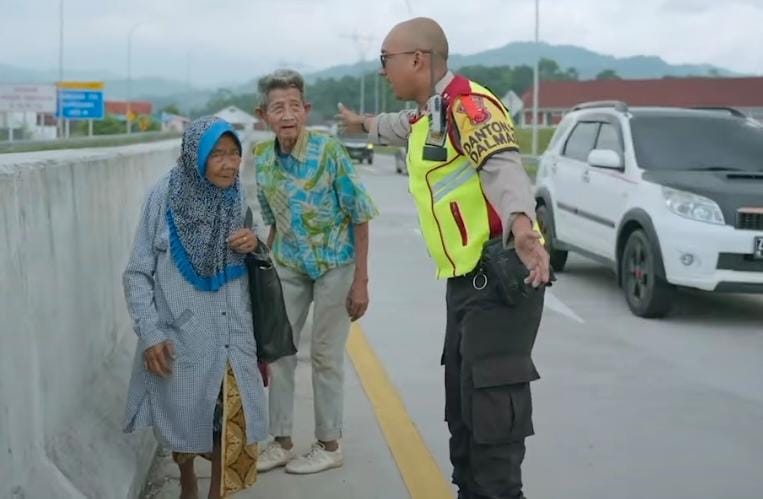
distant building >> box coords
[0,112,56,140]
[106,100,153,118]
[520,77,763,127]
[160,112,191,133]
[214,106,258,134]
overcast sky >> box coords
[1,0,762,86]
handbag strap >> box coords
[244,206,273,263]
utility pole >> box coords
[341,32,375,115]
[531,0,540,156]
[126,23,143,134]
[404,0,413,16]
[57,0,64,138]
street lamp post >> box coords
[126,23,143,134]
[359,61,366,114]
[57,0,64,139]
[341,33,374,117]
[531,0,540,156]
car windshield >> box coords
[630,114,763,171]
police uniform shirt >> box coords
[368,71,536,246]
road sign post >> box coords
[56,81,105,135]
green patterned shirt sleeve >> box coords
[256,177,275,226]
[328,139,379,224]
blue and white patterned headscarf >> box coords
[167,116,245,292]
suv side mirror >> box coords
[588,149,623,169]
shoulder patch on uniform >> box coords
[451,94,519,168]
[456,95,491,124]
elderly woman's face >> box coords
[263,87,310,144]
[205,134,241,188]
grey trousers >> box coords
[268,263,355,442]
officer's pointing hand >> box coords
[336,103,366,134]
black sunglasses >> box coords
[379,49,432,69]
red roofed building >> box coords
[105,100,153,117]
[520,77,763,127]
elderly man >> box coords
[339,17,551,499]
[253,69,379,475]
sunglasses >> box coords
[379,49,432,69]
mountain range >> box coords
[0,41,744,110]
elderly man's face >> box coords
[262,87,310,144]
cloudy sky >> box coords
[1,0,762,86]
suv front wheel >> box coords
[621,230,674,318]
[536,205,568,272]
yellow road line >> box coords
[347,322,453,499]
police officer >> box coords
[339,17,551,499]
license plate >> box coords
[755,237,763,259]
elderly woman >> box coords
[122,116,267,498]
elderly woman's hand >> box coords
[228,228,258,254]
[144,340,175,378]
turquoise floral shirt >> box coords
[254,130,378,279]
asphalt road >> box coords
[360,153,763,499]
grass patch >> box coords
[515,127,555,155]
[374,145,400,155]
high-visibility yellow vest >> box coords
[407,76,543,279]
[407,77,508,279]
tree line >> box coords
[188,58,625,123]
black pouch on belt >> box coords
[480,238,553,307]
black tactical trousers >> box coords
[444,269,544,499]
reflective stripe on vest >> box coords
[407,80,499,279]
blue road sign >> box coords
[58,89,105,120]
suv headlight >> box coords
[366,143,374,150]
[662,187,724,225]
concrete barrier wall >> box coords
[0,129,274,499]
[0,141,181,499]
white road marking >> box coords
[544,289,585,323]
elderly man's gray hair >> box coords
[258,69,305,107]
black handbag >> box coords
[244,208,297,363]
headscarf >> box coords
[167,116,245,292]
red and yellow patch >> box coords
[451,94,519,168]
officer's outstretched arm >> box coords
[337,103,413,146]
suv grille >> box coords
[717,253,763,272]
[737,210,763,231]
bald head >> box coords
[385,17,449,69]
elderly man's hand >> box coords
[336,103,367,134]
[144,340,175,378]
[228,228,258,254]
[346,277,370,321]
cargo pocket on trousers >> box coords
[471,356,539,444]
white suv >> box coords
[534,101,763,317]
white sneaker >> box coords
[256,441,296,472]
[285,442,344,474]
